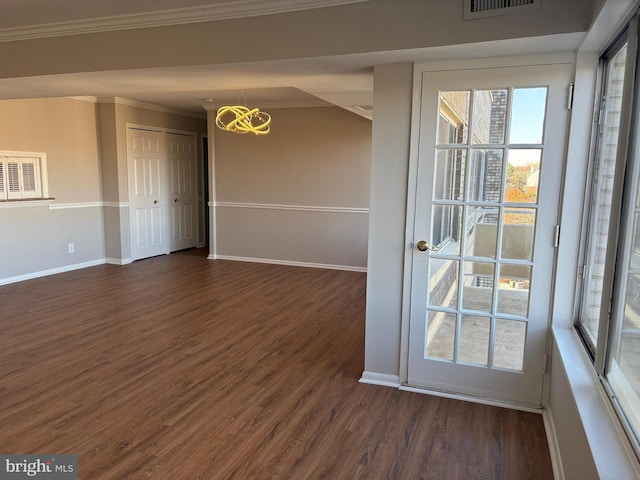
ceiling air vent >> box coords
[464,0,540,20]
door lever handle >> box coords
[416,240,432,252]
[416,240,441,252]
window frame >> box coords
[577,27,635,361]
[0,151,50,202]
[576,11,640,458]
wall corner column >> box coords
[362,62,414,383]
[203,104,218,259]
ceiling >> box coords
[0,0,586,120]
[0,0,378,119]
[0,0,370,29]
[0,56,375,119]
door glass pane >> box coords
[507,149,541,204]
[462,261,495,313]
[467,206,499,259]
[459,315,490,366]
[429,259,459,309]
[581,42,628,347]
[494,319,526,371]
[510,87,548,144]
[473,89,508,145]
[501,208,536,261]
[427,311,456,361]
[498,265,531,317]
[435,149,466,201]
[468,149,503,202]
[431,205,462,252]
[438,91,470,144]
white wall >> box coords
[547,340,599,479]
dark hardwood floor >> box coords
[0,251,553,479]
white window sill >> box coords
[0,198,55,208]
[552,326,640,479]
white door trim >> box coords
[127,123,198,137]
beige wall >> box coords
[364,62,414,377]
[0,98,102,203]
[0,97,207,281]
[214,106,371,269]
[0,98,105,281]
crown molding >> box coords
[0,0,372,42]
[99,97,206,119]
[66,96,98,103]
[201,99,331,110]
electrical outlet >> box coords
[68,243,75,254]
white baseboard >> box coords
[215,254,367,273]
[105,257,132,265]
[0,259,105,286]
[359,371,400,388]
[543,408,565,480]
[399,385,543,413]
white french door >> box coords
[168,133,197,252]
[407,64,571,407]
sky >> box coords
[508,87,547,167]
[510,87,547,145]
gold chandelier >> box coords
[215,105,271,135]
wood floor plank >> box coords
[0,251,553,479]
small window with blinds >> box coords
[0,152,48,201]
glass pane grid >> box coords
[429,253,464,260]
[503,201,540,207]
[432,200,467,205]
[425,313,526,371]
[432,200,542,209]
[425,86,544,373]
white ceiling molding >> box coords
[200,99,331,109]
[98,97,206,119]
[65,96,98,103]
[0,0,373,42]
